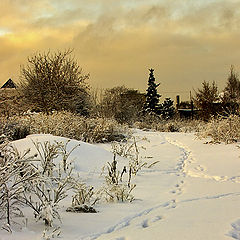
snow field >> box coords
[0,130,240,240]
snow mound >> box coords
[12,134,115,173]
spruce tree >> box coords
[144,68,161,114]
[160,98,175,119]
[223,65,240,103]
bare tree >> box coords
[97,86,145,123]
[20,50,90,115]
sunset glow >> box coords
[1,0,240,100]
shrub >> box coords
[133,118,203,133]
[0,89,29,117]
[197,115,240,143]
[100,154,136,203]
[100,136,159,203]
[69,180,99,212]
[0,111,129,143]
[0,119,30,141]
[0,142,37,231]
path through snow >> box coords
[91,130,240,240]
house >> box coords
[1,79,16,89]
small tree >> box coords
[223,65,240,102]
[194,81,219,120]
[222,65,240,114]
[20,50,90,115]
[144,69,161,115]
[159,98,175,120]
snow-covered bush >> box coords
[1,111,129,143]
[197,115,240,143]
[22,140,79,227]
[0,142,37,232]
[100,137,158,203]
[0,139,90,233]
[100,155,136,203]
[69,179,99,212]
[112,137,148,176]
[0,118,30,141]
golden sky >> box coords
[0,0,240,100]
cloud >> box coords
[0,0,240,101]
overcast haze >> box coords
[0,0,240,100]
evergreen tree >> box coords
[160,98,175,119]
[221,66,240,115]
[144,68,161,114]
[223,65,240,103]
[193,80,219,120]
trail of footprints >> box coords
[134,137,187,230]
[138,199,178,230]
[170,180,185,195]
[111,137,212,236]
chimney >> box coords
[176,95,180,109]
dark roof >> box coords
[1,79,16,88]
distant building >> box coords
[1,79,16,89]
[176,95,199,119]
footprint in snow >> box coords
[164,199,177,209]
[171,188,182,195]
[141,219,149,228]
[227,219,240,239]
[195,165,206,172]
[171,181,184,195]
[141,216,163,229]
[151,215,163,222]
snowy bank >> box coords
[0,131,240,240]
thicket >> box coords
[197,115,240,144]
[134,117,203,133]
[0,111,128,143]
[0,89,28,118]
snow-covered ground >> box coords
[1,130,240,240]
